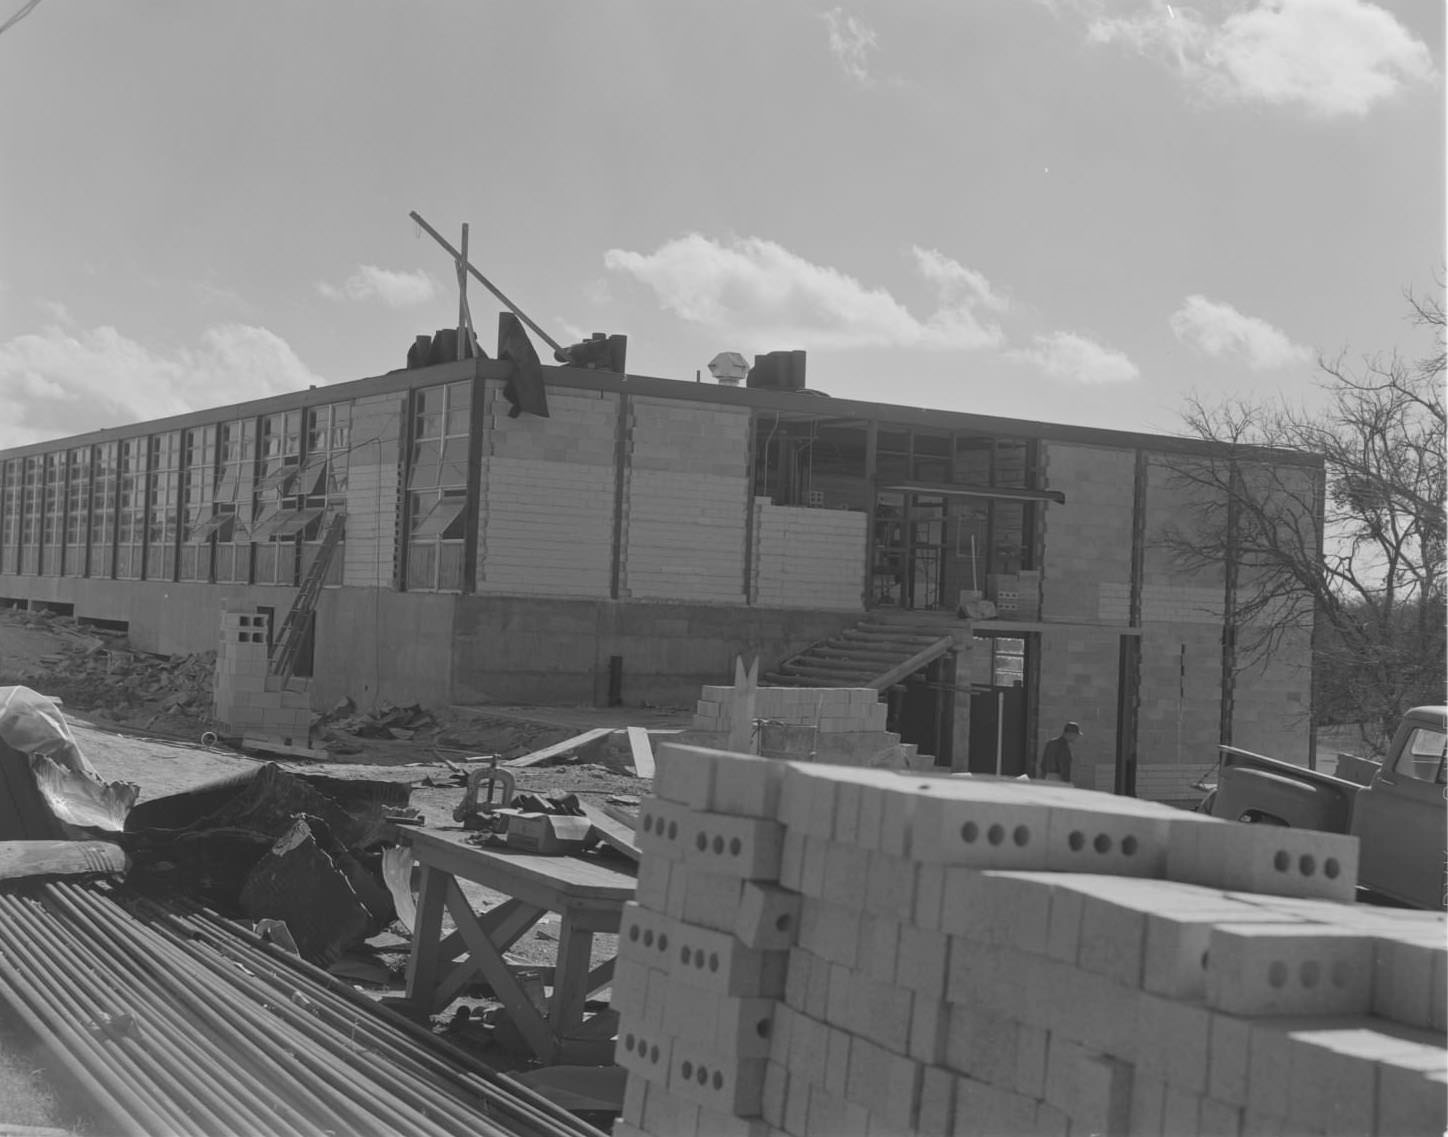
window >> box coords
[145,432,180,581]
[214,419,256,584]
[0,459,19,574]
[297,403,350,586]
[1393,727,1447,784]
[253,412,302,585]
[180,426,218,582]
[90,444,117,578]
[406,382,470,591]
[115,440,147,580]
[19,455,41,574]
[40,453,64,575]
[62,448,90,576]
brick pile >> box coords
[687,686,924,769]
[211,610,313,745]
[611,745,1447,1136]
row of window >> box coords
[0,381,473,593]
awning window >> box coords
[271,508,325,538]
[185,513,230,542]
[413,497,467,540]
[258,461,300,495]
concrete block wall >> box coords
[621,398,750,604]
[476,384,617,597]
[613,745,1447,1137]
[212,609,312,743]
[1230,623,1314,764]
[683,685,920,768]
[1035,626,1122,789]
[1143,455,1226,591]
[1137,622,1223,772]
[342,393,404,589]
[1040,443,1135,625]
[750,502,865,611]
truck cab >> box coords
[1350,706,1446,910]
[1209,706,1446,910]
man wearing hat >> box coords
[1036,722,1082,783]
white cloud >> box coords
[1008,331,1141,384]
[603,234,1006,351]
[317,264,437,308]
[1081,0,1436,117]
[0,322,324,448]
[1169,294,1312,369]
[821,8,880,85]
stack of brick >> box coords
[687,686,924,769]
[986,571,1041,621]
[750,501,867,611]
[612,745,1447,1137]
[211,610,313,746]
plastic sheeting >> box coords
[0,686,137,837]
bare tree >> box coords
[1163,288,1445,754]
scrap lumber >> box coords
[580,803,640,862]
[0,840,128,882]
[725,655,759,754]
[240,735,330,760]
[501,727,612,768]
[626,726,655,778]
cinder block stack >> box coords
[688,686,926,769]
[613,745,1448,1137]
[211,610,313,745]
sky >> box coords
[0,0,1442,448]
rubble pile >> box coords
[1,610,216,728]
[122,762,410,965]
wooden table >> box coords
[401,827,636,1063]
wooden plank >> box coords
[501,728,613,769]
[0,841,128,882]
[579,804,640,863]
[599,802,638,833]
[625,726,654,778]
[241,735,330,760]
[868,635,955,691]
[726,655,758,754]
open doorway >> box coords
[966,634,1033,775]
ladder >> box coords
[268,513,346,682]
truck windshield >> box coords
[1394,726,1447,784]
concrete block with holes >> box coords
[1204,922,1375,1016]
[733,881,801,950]
[1167,815,1358,901]
[666,1040,768,1117]
[636,797,691,861]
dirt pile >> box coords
[0,609,216,732]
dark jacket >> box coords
[1039,736,1073,781]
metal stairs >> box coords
[763,612,959,690]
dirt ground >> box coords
[0,610,693,1080]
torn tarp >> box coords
[0,686,137,839]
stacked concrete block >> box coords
[621,398,751,604]
[477,385,617,597]
[750,501,866,611]
[687,686,924,769]
[211,610,313,745]
[1039,442,1135,625]
[615,744,1447,1137]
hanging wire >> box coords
[0,0,44,38]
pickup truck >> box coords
[1206,706,1447,910]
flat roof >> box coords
[0,356,1323,469]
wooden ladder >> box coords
[268,513,345,683]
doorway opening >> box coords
[966,634,1034,775]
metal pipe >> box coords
[58,884,434,1137]
[161,898,600,1137]
[30,885,323,1137]
[0,965,157,1137]
[0,916,188,1137]
[44,883,344,1135]
[1,892,258,1137]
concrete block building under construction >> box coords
[0,334,1323,798]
